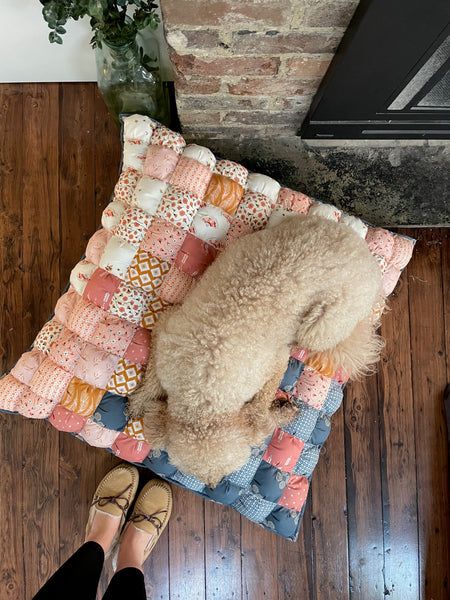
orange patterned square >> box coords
[140,296,171,329]
[60,376,105,417]
[127,249,170,293]
[106,358,144,396]
[203,173,244,216]
[124,417,147,441]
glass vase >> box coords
[95,32,169,125]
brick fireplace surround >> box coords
[160,0,449,227]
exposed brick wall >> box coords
[161,0,359,138]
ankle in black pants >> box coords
[32,541,147,600]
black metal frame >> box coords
[300,0,450,139]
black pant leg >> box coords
[102,567,147,600]
[33,541,104,600]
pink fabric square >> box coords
[109,282,148,324]
[0,375,27,412]
[68,297,106,340]
[49,328,86,373]
[382,264,402,296]
[54,288,78,325]
[169,156,212,199]
[91,314,137,356]
[78,419,120,448]
[83,268,121,310]
[159,265,194,304]
[366,227,395,262]
[49,405,87,433]
[86,229,112,265]
[214,159,248,188]
[18,388,58,419]
[295,368,331,409]
[114,167,140,204]
[143,145,179,182]
[30,358,72,402]
[34,318,64,354]
[278,475,309,511]
[156,187,203,231]
[151,127,186,154]
[391,235,414,270]
[140,217,186,262]
[124,327,151,365]
[278,188,312,214]
[223,218,253,247]
[112,433,152,463]
[11,348,47,385]
[262,428,304,473]
[234,191,274,231]
[113,206,153,246]
[74,343,120,389]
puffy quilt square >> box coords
[91,313,137,356]
[86,229,112,266]
[250,461,286,502]
[112,433,152,463]
[54,288,78,325]
[114,167,140,204]
[309,415,332,446]
[110,281,148,324]
[30,358,72,403]
[49,405,87,433]
[140,217,187,262]
[83,268,121,311]
[34,318,64,354]
[232,491,276,523]
[106,358,144,396]
[293,443,320,477]
[278,188,312,214]
[68,297,106,340]
[172,470,206,493]
[143,145,179,181]
[74,344,120,390]
[11,348,46,385]
[140,296,170,329]
[283,402,320,441]
[323,379,344,416]
[124,327,151,365]
[151,126,185,154]
[203,480,242,505]
[79,419,120,448]
[214,159,248,188]
[234,191,275,231]
[262,428,304,473]
[60,376,105,417]
[18,389,58,420]
[126,249,170,293]
[143,450,178,477]
[278,475,309,512]
[169,155,212,199]
[49,328,86,373]
[189,204,230,246]
[0,375,26,412]
[70,259,97,296]
[156,187,203,231]
[113,206,153,247]
[223,218,253,247]
[158,265,194,304]
[102,200,126,231]
[122,139,147,171]
[295,367,331,410]
[227,446,265,487]
[133,176,168,215]
[279,357,304,393]
[93,391,128,431]
[265,506,301,540]
[174,233,217,277]
[203,173,244,216]
[99,235,138,280]
[123,417,146,440]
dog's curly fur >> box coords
[130,215,383,486]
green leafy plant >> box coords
[39,0,160,48]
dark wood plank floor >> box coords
[0,83,449,600]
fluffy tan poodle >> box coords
[130,215,383,486]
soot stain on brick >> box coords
[193,136,449,226]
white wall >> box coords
[0,0,172,82]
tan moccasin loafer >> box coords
[85,464,139,556]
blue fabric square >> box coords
[309,415,331,446]
[323,380,344,416]
[93,392,128,431]
[204,480,242,505]
[250,461,287,502]
[172,470,206,492]
[283,402,319,440]
[293,443,320,476]
[142,450,178,477]
[228,446,265,487]
[279,358,304,392]
[232,491,276,523]
[265,505,302,540]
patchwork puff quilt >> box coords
[0,115,415,540]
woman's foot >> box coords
[116,479,172,572]
[85,464,139,555]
